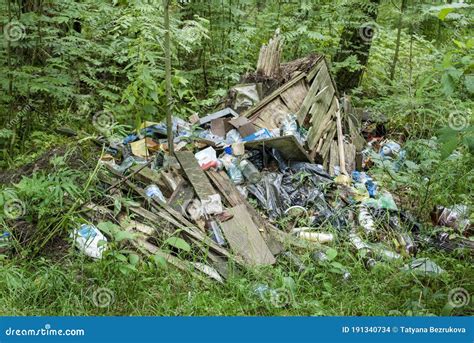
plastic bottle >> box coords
[225,157,244,184]
[144,184,166,203]
[206,220,226,246]
[396,232,417,255]
[282,251,306,272]
[239,160,261,183]
[298,232,334,244]
[358,206,377,236]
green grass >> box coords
[0,242,472,316]
[0,141,472,316]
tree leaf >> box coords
[438,8,454,21]
[115,230,135,242]
[129,253,140,266]
[164,237,191,252]
[153,255,167,268]
[326,248,337,261]
[464,75,474,94]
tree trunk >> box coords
[389,0,408,81]
[333,0,381,94]
[163,0,173,154]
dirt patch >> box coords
[0,144,98,186]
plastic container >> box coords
[145,184,166,203]
[298,232,334,244]
[207,220,226,246]
[239,160,261,183]
[225,157,244,184]
[358,206,376,236]
[72,224,107,259]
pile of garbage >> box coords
[69,33,472,282]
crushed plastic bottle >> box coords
[72,224,107,259]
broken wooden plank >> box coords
[250,97,291,130]
[175,151,216,201]
[167,180,194,214]
[280,78,309,114]
[307,96,338,150]
[297,62,334,125]
[329,141,340,176]
[305,57,325,82]
[243,71,306,119]
[319,121,337,161]
[206,170,245,207]
[219,204,276,266]
[256,29,282,78]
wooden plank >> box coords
[244,135,311,163]
[250,97,291,130]
[219,204,276,266]
[175,151,216,201]
[344,142,356,174]
[243,71,306,119]
[305,57,325,82]
[296,68,324,124]
[335,101,348,175]
[206,170,283,256]
[130,165,162,185]
[329,141,339,176]
[307,96,338,149]
[280,79,309,114]
[206,170,245,207]
[297,62,334,125]
[319,121,337,161]
[167,180,195,214]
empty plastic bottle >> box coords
[239,160,261,183]
[145,184,166,203]
[206,220,226,247]
[226,157,244,184]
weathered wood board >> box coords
[251,97,291,130]
[244,72,306,119]
[280,79,308,114]
[175,151,216,201]
[219,204,276,266]
[329,141,340,176]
